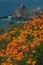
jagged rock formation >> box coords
[11,3,33,20]
[11,3,43,20]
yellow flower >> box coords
[32,50,36,54]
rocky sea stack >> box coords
[11,3,43,20]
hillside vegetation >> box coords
[0,16,43,65]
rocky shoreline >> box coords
[0,3,43,21]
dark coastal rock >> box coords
[9,21,14,25]
[0,16,8,20]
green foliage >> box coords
[36,41,43,65]
[14,31,21,38]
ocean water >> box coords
[0,0,43,25]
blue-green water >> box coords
[0,0,43,25]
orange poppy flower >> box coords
[14,56,23,62]
[31,61,36,65]
[1,49,5,53]
[35,16,38,19]
[30,43,36,48]
[26,58,32,64]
